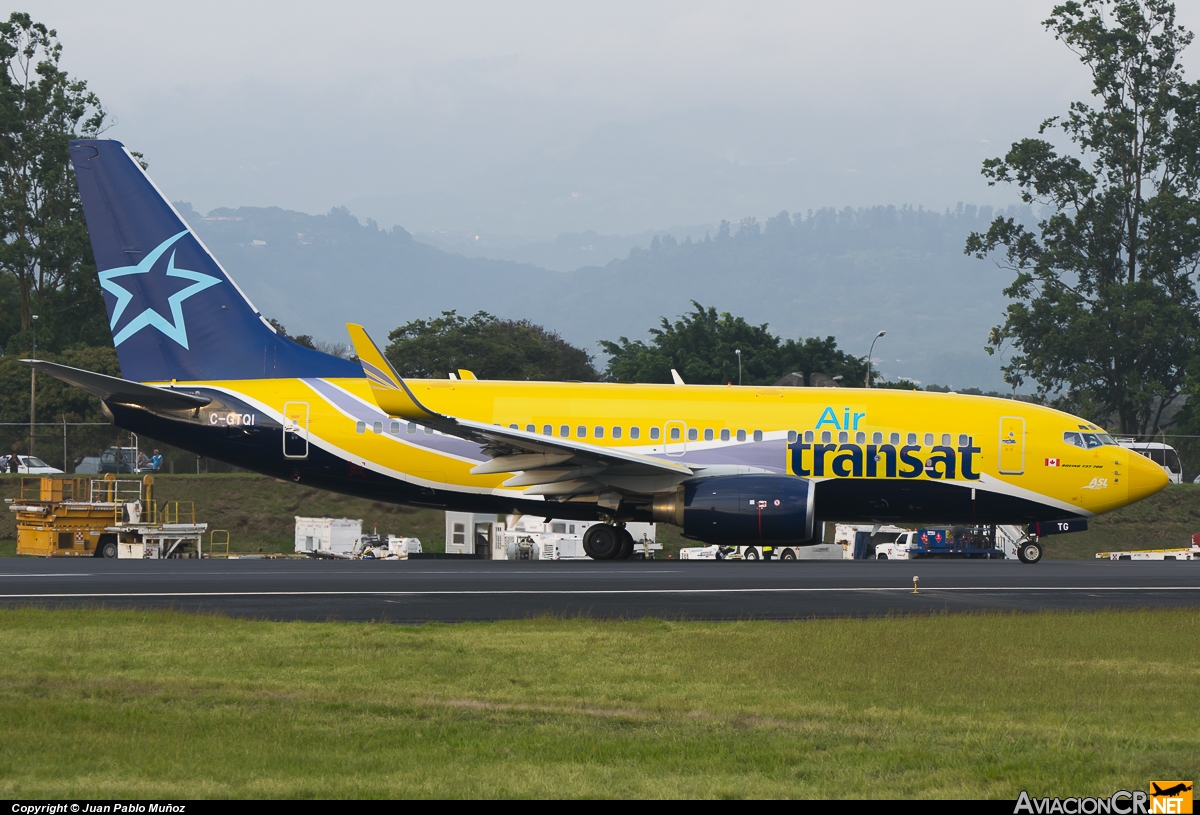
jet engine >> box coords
[651,474,814,544]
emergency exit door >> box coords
[998,416,1025,474]
[283,401,310,459]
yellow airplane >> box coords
[29,140,1169,561]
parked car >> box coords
[16,455,64,474]
[98,446,140,474]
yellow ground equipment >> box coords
[8,475,209,558]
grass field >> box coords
[2,474,1197,558]
[0,607,1195,798]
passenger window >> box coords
[737,429,747,442]
[704,429,713,441]
[390,421,400,434]
[924,433,934,446]
[372,421,383,434]
[688,428,698,441]
[907,433,917,445]
[630,427,640,440]
[720,429,730,441]
[424,426,434,435]
[595,426,604,439]
[788,430,797,444]
[669,427,680,441]
[651,427,661,440]
[407,422,417,434]
[872,432,882,444]
[543,425,553,435]
[510,424,518,430]
[890,432,900,445]
[560,425,570,437]
[577,426,587,438]
[753,430,763,442]
[613,427,622,439]
[526,424,535,433]
[856,431,866,444]
[941,433,951,447]
[804,430,813,443]
[356,421,366,434]
[821,431,832,443]
[839,431,848,443]
[959,434,969,447]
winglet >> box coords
[671,368,685,385]
[345,323,441,420]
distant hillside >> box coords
[412,225,713,272]
[184,202,1029,389]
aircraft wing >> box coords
[22,359,212,410]
[345,324,692,499]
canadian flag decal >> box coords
[1045,458,1060,467]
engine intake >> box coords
[652,474,814,544]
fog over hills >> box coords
[183,202,1026,390]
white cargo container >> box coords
[295,516,362,555]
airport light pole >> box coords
[865,330,885,388]
[29,314,38,456]
[735,349,742,385]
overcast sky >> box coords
[22,0,1200,237]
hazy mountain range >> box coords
[182,202,1030,390]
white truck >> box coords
[873,525,1037,562]
[679,542,845,560]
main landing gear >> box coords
[583,523,635,560]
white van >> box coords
[1116,440,1182,484]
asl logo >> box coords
[1082,477,1109,490]
[1150,782,1193,814]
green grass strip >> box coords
[0,607,1196,798]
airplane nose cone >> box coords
[1126,449,1170,503]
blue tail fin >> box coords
[69,139,361,382]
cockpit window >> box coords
[1063,431,1114,449]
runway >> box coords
[0,557,1197,622]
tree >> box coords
[600,301,871,386]
[0,13,109,355]
[385,311,600,381]
[966,0,1200,435]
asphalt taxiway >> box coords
[0,558,1197,622]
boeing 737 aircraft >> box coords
[27,140,1170,560]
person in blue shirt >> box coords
[151,450,163,472]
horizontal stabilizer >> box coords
[23,359,211,411]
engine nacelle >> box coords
[651,475,814,544]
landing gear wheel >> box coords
[1017,540,1043,564]
[583,524,622,560]
[780,548,796,561]
[743,547,760,561]
[616,527,635,560]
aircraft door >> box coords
[474,522,493,559]
[283,402,310,459]
[998,416,1025,474]
[664,420,687,456]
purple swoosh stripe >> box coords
[301,378,488,462]
[673,440,788,473]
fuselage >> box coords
[110,375,1170,533]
